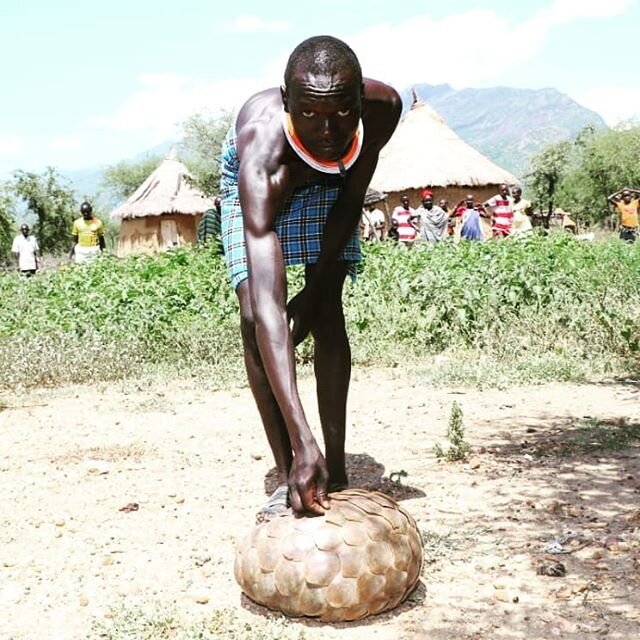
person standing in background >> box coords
[69,201,105,264]
[12,223,40,276]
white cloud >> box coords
[223,14,290,34]
[347,0,632,90]
[0,134,22,156]
[88,73,261,140]
[577,86,640,126]
[50,134,86,152]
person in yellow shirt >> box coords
[607,188,639,243]
[69,201,105,264]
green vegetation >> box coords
[92,605,306,640]
[434,401,470,462]
[8,167,77,254]
[526,121,640,225]
[0,233,639,390]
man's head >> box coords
[80,201,93,220]
[439,199,448,210]
[281,36,364,163]
[622,189,632,203]
[214,195,222,211]
[20,223,29,237]
[499,184,510,198]
[512,186,522,201]
[400,194,410,209]
[465,194,474,208]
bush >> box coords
[1,234,639,390]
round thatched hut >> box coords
[110,150,214,256]
[369,94,518,214]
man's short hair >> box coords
[80,201,93,214]
[284,35,362,88]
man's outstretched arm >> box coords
[238,126,330,516]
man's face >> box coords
[512,189,521,201]
[21,225,29,237]
[401,196,410,208]
[422,196,433,209]
[81,207,93,220]
[499,185,510,198]
[284,69,362,162]
[622,191,632,203]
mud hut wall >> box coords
[116,214,201,257]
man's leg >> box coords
[307,262,350,491]
[236,282,293,516]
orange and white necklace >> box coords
[282,111,364,177]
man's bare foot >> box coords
[255,484,290,523]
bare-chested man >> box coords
[219,36,401,521]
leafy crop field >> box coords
[1,233,638,390]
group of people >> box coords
[11,201,105,276]
[360,183,535,248]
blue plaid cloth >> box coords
[220,126,361,290]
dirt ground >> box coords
[1,368,639,640]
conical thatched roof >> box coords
[110,149,214,221]
[370,97,518,192]
[364,188,387,206]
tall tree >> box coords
[101,155,162,202]
[541,122,640,225]
[525,141,571,226]
[11,168,77,253]
[0,185,17,263]
[180,111,233,197]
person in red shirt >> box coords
[391,194,419,248]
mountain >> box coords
[401,84,607,177]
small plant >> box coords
[434,401,471,461]
[389,469,408,486]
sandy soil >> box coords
[1,368,639,640]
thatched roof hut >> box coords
[110,149,214,256]
[369,94,518,212]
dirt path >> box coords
[1,370,639,639]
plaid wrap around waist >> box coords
[219,126,361,290]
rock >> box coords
[189,593,210,604]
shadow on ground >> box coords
[264,451,426,501]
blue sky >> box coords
[1,0,638,177]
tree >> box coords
[544,122,640,226]
[11,168,77,254]
[101,155,162,202]
[0,185,17,264]
[180,111,233,197]
[525,141,572,227]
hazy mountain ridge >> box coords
[402,84,606,177]
[64,84,606,202]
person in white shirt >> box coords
[11,223,40,276]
